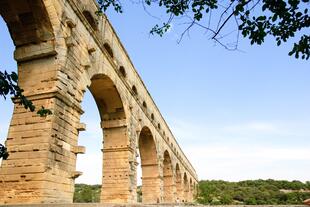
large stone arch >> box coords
[86,73,135,203]
[138,126,160,204]
[0,0,54,47]
[163,150,175,203]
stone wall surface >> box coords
[0,0,198,205]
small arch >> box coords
[132,85,138,95]
[151,113,154,120]
[82,10,98,30]
[143,101,147,109]
[104,42,114,58]
[119,66,126,77]
[158,123,161,129]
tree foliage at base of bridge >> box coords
[198,179,310,205]
[73,180,310,204]
[99,0,310,60]
[73,184,142,203]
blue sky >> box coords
[1,2,310,184]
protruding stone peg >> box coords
[65,36,75,47]
[81,58,91,69]
[88,46,96,54]
[66,18,76,28]
[77,123,86,131]
[71,171,83,179]
[72,146,86,154]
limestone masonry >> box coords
[0,0,198,205]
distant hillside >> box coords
[198,179,310,205]
[74,180,310,204]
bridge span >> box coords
[0,0,198,204]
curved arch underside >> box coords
[0,0,54,46]
[89,74,126,121]
[139,127,160,204]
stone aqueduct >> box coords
[0,0,198,204]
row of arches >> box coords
[79,3,195,179]
[138,127,197,203]
[83,74,197,203]
[0,0,199,204]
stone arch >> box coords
[82,10,98,30]
[138,126,160,204]
[83,73,133,203]
[163,150,174,203]
[175,163,183,202]
[103,42,114,58]
[89,74,126,121]
[119,66,126,77]
[0,0,54,46]
[183,173,189,202]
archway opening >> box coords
[163,150,174,203]
[82,10,98,31]
[74,90,102,203]
[0,16,15,167]
[138,127,160,204]
[75,74,128,203]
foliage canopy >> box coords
[73,180,310,204]
[98,0,310,59]
[198,180,310,205]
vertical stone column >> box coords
[183,180,189,202]
[141,163,162,203]
[172,179,177,202]
[189,183,194,202]
[0,43,84,204]
[163,173,175,202]
[100,119,136,203]
[176,179,183,202]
